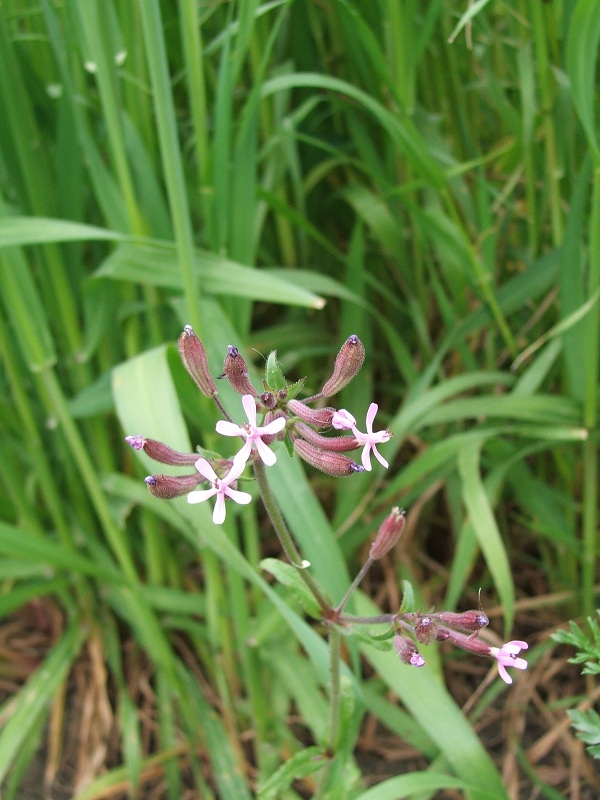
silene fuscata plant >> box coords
[126,327,528,686]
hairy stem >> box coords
[252,459,332,614]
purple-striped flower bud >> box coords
[222,346,258,396]
[144,473,201,499]
[294,422,358,452]
[178,325,217,398]
[413,614,438,645]
[369,507,406,560]
[433,610,489,633]
[125,436,199,466]
[435,627,491,656]
[321,335,365,398]
[287,399,335,428]
[393,635,425,668]
[293,438,364,477]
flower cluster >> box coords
[126,327,392,524]
[393,607,528,684]
[125,328,529,687]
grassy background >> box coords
[0,0,598,797]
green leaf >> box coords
[566,0,600,161]
[264,350,287,391]
[398,579,416,613]
[257,746,326,799]
[96,241,325,309]
[355,772,476,800]
[260,557,322,618]
[457,442,514,631]
[0,216,125,248]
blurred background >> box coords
[0,1,599,798]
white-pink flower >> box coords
[216,395,286,466]
[489,640,528,685]
[351,403,391,471]
[187,458,251,524]
[331,409,356,430]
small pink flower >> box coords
[187,458,251,524]
[216,395,286,466]
[331,409,356,430]
[352,403,391,471]
[489,640,528,685]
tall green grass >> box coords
[0,0,598,797]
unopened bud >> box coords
[393,635,425,667]
[125,435,199,466]
[178,325,217,397]
[435,627,491,657]
[369,507,406,559]
[260,391,277,409]
[293,438,364,477]
[413,615,438,645]
[434,610,489,633]
[294,422,358,452]
[221,346,258,396]
[144,473,201,499]
[287,399,335,428]
[321,335,365,398]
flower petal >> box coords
[361,444,373,471]
[242,394,257,426]
[497,663,513,684]
[223,487,252,505]
[225,457,247,484]
[262,417,286,435]
[233,441,252,467]
[255,437,277,466]
[216,420,244,437]
[187,488,217,504]
[332,409,356,430]
[213,494,226,524]
[365,402,378,432]
[372,447,389,469]
[195,458,218,481]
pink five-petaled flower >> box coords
[489,640,529,685]
[350,403,391,471]
[216,395,286,466]
[187,458,251,524]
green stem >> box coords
[252,460,331,614]
[333,557,374,617]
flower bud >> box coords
[294,422,358,452]
[433,610,489,633]
[260,391,277,409]
[321,335,365,398]
[178,325,217,398]
[435,627,491,657]
[144,473,201,499]
[221,346,258,396]
[413,614,438,645]
[125,435,199,466]
[293,438,364,477]
[369,507,406,559]
[287,399,335,428]
[393,635,425,667]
